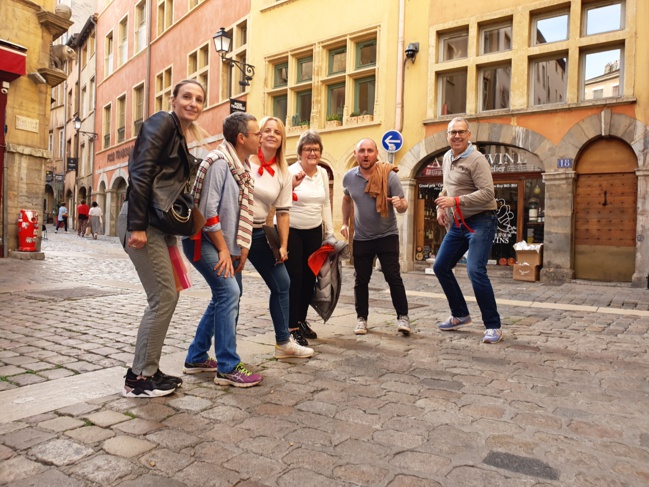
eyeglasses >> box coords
[245,131,261,137]
[303,148,321,154]
[447,130,468,137]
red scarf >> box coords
[257,148,276,176]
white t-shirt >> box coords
[289,162,333,238]
[249,160,292,227]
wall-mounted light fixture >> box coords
[405,42,420,63]
[73,116,98,139]
[213,27,255,87]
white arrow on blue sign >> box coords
[381,130,403,153]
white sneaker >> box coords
[397,315,411,335]
[274,336,314,359]
[354,317,368,335]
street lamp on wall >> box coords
[213,27,255,87]
[73,116,98,139]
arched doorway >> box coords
[574,138,637,281]
[109,178,127,236]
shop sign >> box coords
[230,99,246,113]
[418,146,543,177]
[107,145,134,163]
[55,174,64,183]
[46,171,53,183]
[67,157,78,172]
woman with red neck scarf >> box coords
[247,116,314,359]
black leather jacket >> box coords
[126,111,198,231]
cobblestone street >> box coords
[0,227,648,486]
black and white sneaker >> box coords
[122,368,177,398]
[154,369,183,388]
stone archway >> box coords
[398,123,553,271]
[550,110,649,287]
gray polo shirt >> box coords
[342,166,404,241]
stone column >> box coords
[105,190,116,237]
[632,168,649,288]
[399,179,417,272]
[540,171,576,283]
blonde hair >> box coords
[259,116,288,174]
[171,79,210,148]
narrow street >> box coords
[0,227,648,486]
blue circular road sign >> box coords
[381,130,403,153]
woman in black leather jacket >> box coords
[117,79,204,398]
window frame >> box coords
[529,54,568,107]
[478,63,512,111]
[582,1,625,37]
[580,45,624,101]
[273,94,287,124]
[117,94,126,143]
[134,1,146,54]
[354,75,375,115]
[531,9,569,46]
[439,29,469,62]
[437,69,468,116]
[102,103,112,149]
[133,83,145,136]
[296,56,313,83]
[295,89,313,125]
[104,31,114,76]
[118,15,128,67]
[274,62,288,88]
[327,82,345,118]
[328,46,347,75]
[479,21,513,55]
[356,39,377,69]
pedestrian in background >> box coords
[55,203,68,233]
[247,116,314,359]
[341,138,410,336]
[89,201,102,239]
[77,199,90,237]
[433,116,502,344]
[116,79,205,397]
[181,112,262,388]
[285,130,334,346]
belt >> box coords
[465,209,496,220]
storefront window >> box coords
[415,145,545,266]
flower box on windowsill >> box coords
[287,124,309,136]
[326,120,342,129]
[359,114,373,124]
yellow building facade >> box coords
[249,0,649,286]
[0,0,71,255]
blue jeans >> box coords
[433,212,501,329]
[247,228,291,344]
[182,237,242,374]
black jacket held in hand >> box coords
[126,111,198,232]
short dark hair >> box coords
[91,201,98,207]
[81,199,86,204]
[223,112,257,146]
[296,130,323,156]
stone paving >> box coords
[0,226,648,486]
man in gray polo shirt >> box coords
[341,138,410,336]
[433,117,502,344]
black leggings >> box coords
[285,225,322,329]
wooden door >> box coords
[574,139,637,281]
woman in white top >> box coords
[286,130,333,345]
[88,201,103,239]
[247,116,314,359]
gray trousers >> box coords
[117,202,179,376]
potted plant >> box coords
[326,113,342,128]
[359,111,373,124]
[346,110,361,125]
[288,114,308,135]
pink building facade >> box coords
[94,0,250,235]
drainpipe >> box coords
[1,88,7,257]
[394,0,406,134]
[145,0,151,117]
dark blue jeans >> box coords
[433,212,501,329]
[353,235,408,319]
[182,237,242,374]
[248,228,291,344]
